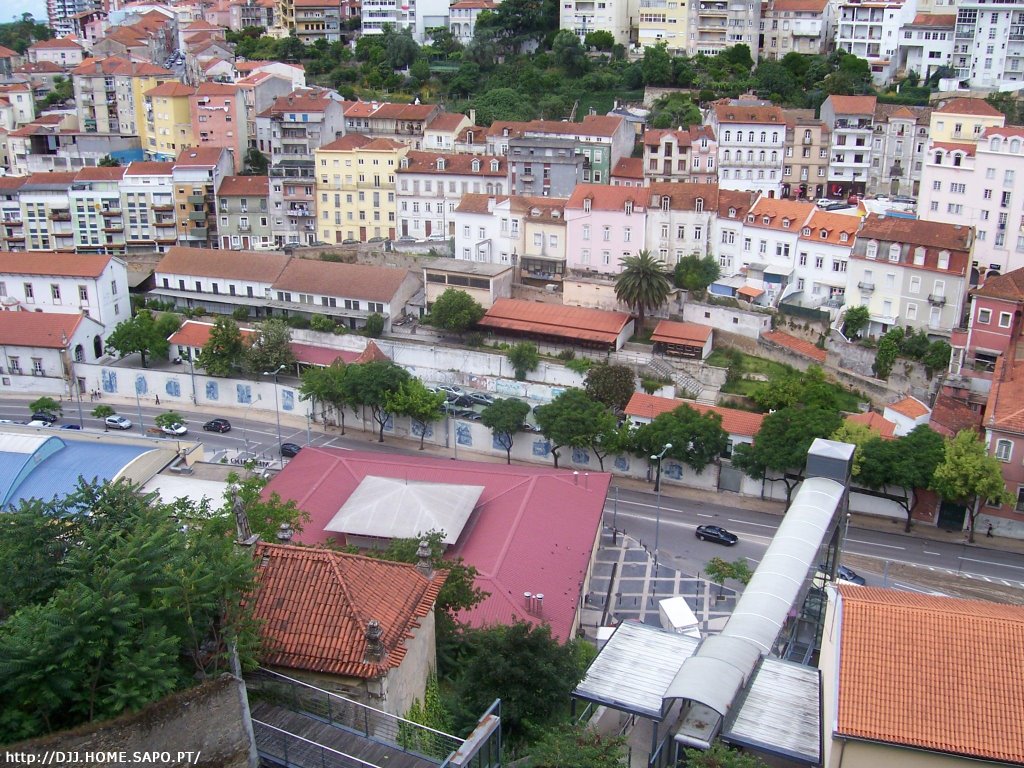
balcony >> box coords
[153,203,173,212]
[100,208,121,217]
[187,227,208,239]
[287,207,313,217]
[49,212,71,222]
[928,293,946,307]
[238,223,252,231]
[103,225,124,233]
[187,194,206,205]
[155,219,176,228]
[857,281,874,292]
[188,211,207,222]
[156,235,177,244]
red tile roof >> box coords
[762,329,827,363]
[217,175,269,196]
[318,133,374,152]
[928,394,980,438]
[249,542,446,678]
[625,392,765,437]
[826,95,878,115]
[124,160,174,176]
[932,141,975,157]
[767,0,827,11]
[156,246,288,283]
[273,259,412,303]
[647,182,720,212]
[983,125,1024,139]
[835,585,1024,763]
[567,183,646,212]
[651,320,712,346]
[712,103,784,124]
[0,251,113,277]
[354,340,390,364]
[746,197,816,232]
[343,101,437,121]
[174,146,227,166]
[167,320,253,348]
[169,320,357,365]
[985,355,1024,435]
[75,166,127,181]
[886,395,929,419]
[72,56,172,77]
[399,151,505,176]
[425,111,468,131]
[0,311,83,348]
[455,193,509,215]
[29,37,84,50]
[801,210,858,246]
[611,157,644,180]
[478,298,632,347]
[845,411,896,439]
[934,97,1003,117]
[146,82,195,98]
[0,45,18,58]
[973,266,1024,302]
[858,213,972,254]
[265,449,610,641]
[258,88,338,117]
[909,12,955,25]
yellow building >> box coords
[142,81,196,161]
[131,73,170,139]
[929,97,1004,145]
[636,0,689,55]
[315,134,408,243]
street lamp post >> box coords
[651,443,672,567]
[186,354,197,404]
[241,394,262,456]
[262,364,286,454]
[134,380,144,432]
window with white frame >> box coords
[995,439,1013,461]
[1000,311,1013,327]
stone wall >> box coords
[6,675,255,768]
[681,301,772,340]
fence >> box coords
[254,719,383,768]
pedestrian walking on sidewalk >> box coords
[987,523,994,538]
[155,394,160,405]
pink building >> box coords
[565,184,648,275]
[189,83,248,173]
[950,267,1024,375]
[980,354,1024,537]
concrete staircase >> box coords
[646,357,718,405]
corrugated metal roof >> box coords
[723,658,821,764]
[573,621,700,719]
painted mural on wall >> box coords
[572,447,590,465]
[237,384,252,404]
[101,369,117,393]
[411,421,434,439]
[531,439,551,457]
[165,379,181,398]
[456,422,472,446]
[614,455,630,472]
[206,381,219,400]
[134,374,147,396]
[492,433,512,452]
[665,462,683,480]
[282,390,294,411]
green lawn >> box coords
[576,89,644,118]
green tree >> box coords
[299,362,357,433]
[197,316,245,376]
[276,33,307,61]
[529,724,627,767]
[932,429,1011,543]
[683,741,769,768]
[641,42,673,85]
[673,254,720,294]
[364,312,385,338]
[829,420,876,477]
[430,288,485,333]
[97,153,120,167]
[0,479,257,742]
[507,341,540,380]
[472,86,537,125]
[91,404,115,429]
[648,93,702,129]
[552,29,588,76]
[584,364,636,411]
[211,470,309,540]
[383,25,421,69]
[859,425,945,532]
[154,411,186,430]
[842,305,870,339]
[105,310,181,368]
[400,675,452,759]
[243,147,268,175]
[347,360,411,441]
[635,404,729,474]
[535,388,618,469]
[452,622,589,744]
[753,60,798,103]
[584,30,615,51]
[720,43,754,71]
[923,340,952,377]
[385,378,446,449]
[751,365,838,412]
[732,406,842,506]
[480,397,531,463]
[29,396,62,418]
[243,318,295,375]
[0,14,53,54]
[703,557,753,596]
[615,250,672,330]
[873,327,903,379]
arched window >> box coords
[934,151,942,164]
[724,130,731,142]
[695,197,704,212]
[991,137,1001,151]
[888,243,901,261]
[1012,139,1021,154]
[724,149,731,161]
[772,132,779,143]
[953,153,962,167]
[760,131,767,143]
[771,151,778,162]
[471,159,480,172]
[748,131,755,142]
[661,196,670,211]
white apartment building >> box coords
[919,127,1024,277]
[18,172,77,253]
[898,13,954,80]
[739,196,816,303]
[821,94,877,198]
[642,126,717,184]
[868,103,930,197]
[0,251,131,330]
[449,0,497,44]
[644,183,719,265]
[835,0,917,85]
[790,210,856,310]
[712,191,758,273]
[951,0,1024,88]
[452,193,504,264]
[69,166,127,256]
[561,0,632,47]
[760,0,833,59]
[687,0,761,58]
[362,0,450,41]
[707,100,786,197]
[397,151,507,240]
[120,161,177,255]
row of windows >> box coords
[721,130,782,144]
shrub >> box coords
[286,315,311,329]
[232,306,250,321]
[464,331,485,347]
[556,349,576,361]
[641,377,663,394]
[310,314,336,333]
[565,358,592,374]
[364,313,385,338]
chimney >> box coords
[276,522,293,543]
[486,196,496,212]
[468,108,476,126]
[415,538,433,577]
[231,488,259,546]
[364,620,385,663]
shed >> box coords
[477,298,634,350]
[650,320,713,359]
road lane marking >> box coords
[923,550,942,556]
[697,513,714,518]
[959,556,1024,571]
[727,518,776,528]
[846,538,905,550]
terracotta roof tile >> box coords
[506,195,567,223]
[611,157,644,179]
[0,177,28,191]
[647,182,720,211]
[762,329,827,362]
[0,251,113,277]
[265,449,609,642]
[146,81,196,98]
[455,193,509,214]
[75,166,127,181]
[767,0,827,11]
[156,246,288,283]
[399,151,505,176]
[249,542,446,678]
[625,392,764,436]
[318,133,373,152]
[354,340,390,364]
[0,311,83,348]
[718,189,757,218]
[273,259,411,303]
[934,97,1003,117]
[217,175,269,196]
[175,146,227,166]
[567,183,646,211]
[886,395,930,419]
[909,12,955,25]
[845,411,896,438]
[835,585,1024,763]
[651,319,712,345]
[826,95,878,114]
[985,355,1024,434]
[983,125,1024,139]
[858,212,972,254]
[426,111,469,131]
[0,45,18,58]
[29,37,84,50]
[928,394,981,438]
[747,197,816,232]
[258,88,338,117]
[168,320,254,347]
[124,160,174,176]
[712,103,785,124]
[479,298,631,346]
[23,171,79,187]
[800,210,858,246]
[932,140,975,156]
[973,267,1024,302]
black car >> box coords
[203,418,232,433]
[32,411,58,423]
[695,525,739,546]
[281,442,302,458]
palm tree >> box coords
[615,250,673,330]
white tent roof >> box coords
[325,475,484,545]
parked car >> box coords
[466,392,495,407]
[695,525,739,546]
[342,238,359,245]
[436,384,465,398]
[823,202,854,211]
[59,424,82,430]
[105,415,133,430]
[160,422,188,436]
[32,411,58,423]
[451,408,479,420]
[367,236,387,244]
[281,442,302,457]
[836,565,866,585]
[426,233,450,242]
[26,420,52,428]
[520,422,543,433]
[203,418,232,433]
[396,235,417,243]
